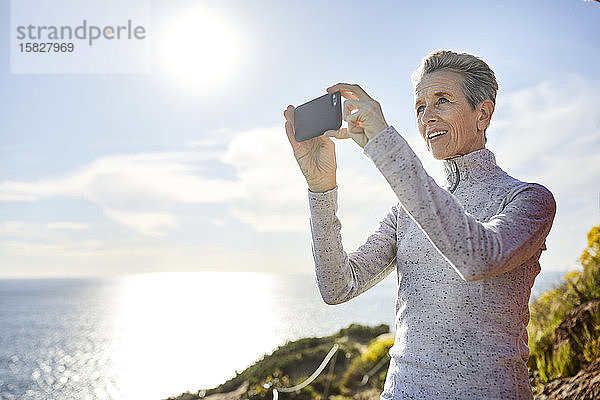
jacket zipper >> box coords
[449,159,461,193]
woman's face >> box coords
[414,70,485,160]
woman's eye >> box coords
[438,97,449,104]
[416,105,424,115]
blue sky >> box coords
[0,0,599,278]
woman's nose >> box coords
[419,106,437,125]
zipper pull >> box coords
[449,159,461,193]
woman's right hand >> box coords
[284,105,338,193]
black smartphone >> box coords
[293,91,342,142]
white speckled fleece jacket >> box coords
[307,125,556,399]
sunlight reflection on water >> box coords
[0,272,397,400]
[111,272,283,400]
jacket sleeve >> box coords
[363,125,557,282]
[308,186,402,305]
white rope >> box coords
[271,343,339,397]
[360,354,390,385]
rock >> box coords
[551,299,600,370]
[534,357,600,399]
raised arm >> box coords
[363,125,556,282]
[308,187,402,304]
[284,95,402,305]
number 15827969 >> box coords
[19,43,74,52]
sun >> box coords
[157,4,245,91]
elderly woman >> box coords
[283,50,556,399]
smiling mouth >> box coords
[428,130,448,140]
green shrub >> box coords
[575,309,600,363]
[528,281,576,371]
[362,336,394,364]
[535,342,578,384]
[341,335,394,391]
[563,225,600,306]
[551,342,578,378]
[204,324,390,400]
[528,224,600,383]
[337,324,390,344]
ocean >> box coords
[0,270,567,400]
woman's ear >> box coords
[477,100,495,132]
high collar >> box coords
[441,148,499,190]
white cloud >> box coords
[1,76,598,274]
[491,76,600,177]
[0,125,411,239]
[46,222,92,231]
[0,221,96,242]
[220,127,401,237]
[220,127,313,233]
[209,219,227,228]
[0,151,241,235]
[103,209,177,237]
[186,139,220,148]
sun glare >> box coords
[110,272,279,398]
[158,4,245,91]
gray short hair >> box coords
[411,50,498,143]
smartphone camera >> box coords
[331,93,338,107]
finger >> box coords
[321,134,335,145]
[324,128,349,139]
[340,89,360,101]
[326,83,371,101]
[343,99,361,121]
[329,88,360,101]
[283,105,295,123]
[284,120,300,148]
[349,132,369,148]
[326,127,368,148]
[326,83,360,100]
[346,109,367,133]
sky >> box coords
[0,0,599,278]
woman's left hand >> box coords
[324,83,389,148]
